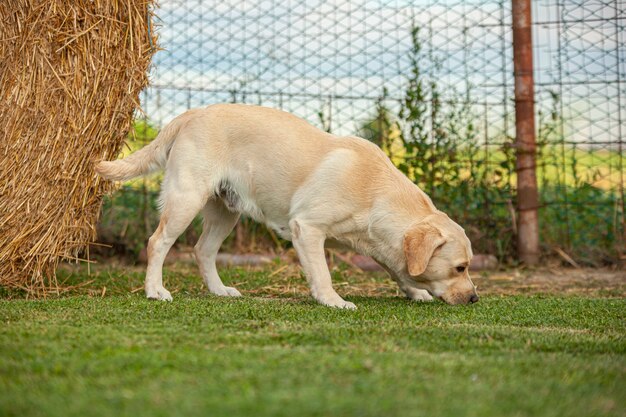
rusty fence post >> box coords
[512,0,540,264]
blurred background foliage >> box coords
[97,26,623,266]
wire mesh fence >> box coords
[103,0,625,264]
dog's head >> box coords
[403,212,478,305]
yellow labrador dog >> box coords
[96,104,478,308]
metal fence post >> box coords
[512,0,539,264]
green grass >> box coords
[1,267,625,417]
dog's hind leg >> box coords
[145,189,207,301]
[194,199,241,297]
[290,220,356,309]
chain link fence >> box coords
[101,0,625,264]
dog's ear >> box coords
[403,222,446,276]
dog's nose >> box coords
[469,294,479,304]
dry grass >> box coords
[0,0,157,296]
[47,259,626,301]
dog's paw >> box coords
[336,300,357,310]
[210,285,242,297]
[145,286,173,301]
[318,297,357,310]
[405,288,434,302]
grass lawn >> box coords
[0,263,624,417]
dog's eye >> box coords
[456,266,466,273]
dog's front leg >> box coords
[290,220,356,309]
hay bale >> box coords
[0,0,157,296]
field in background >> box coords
[1,262,624,417]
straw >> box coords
[0,0,157,296]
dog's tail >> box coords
[95,115,185,182]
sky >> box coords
[139,0,625,146]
